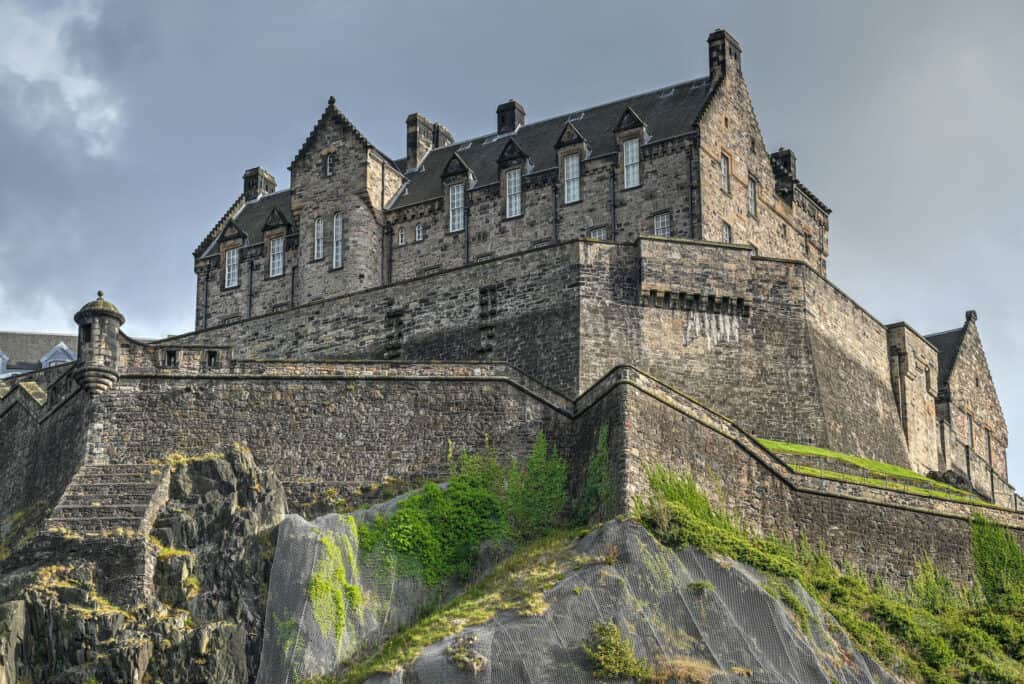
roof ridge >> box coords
[424,76,711,158]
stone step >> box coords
[48,516,147,534]
[59,491,156,506]
[50,504,150,520]
[63,481,158,496]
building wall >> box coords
[696,51,829,272]
[945,318,1009,478]
[887,324,940,473]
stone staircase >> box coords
[46,463,170,536]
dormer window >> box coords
[623,138,640,189]
[332,213,344,268]
[314,217,324,260]
[269,237,284,277]
[505,167,522,218]
[563,153,580,203]
[224,248,239,288]
[720,154,730,193]
[325,153,336,177]
[449,183,465,232]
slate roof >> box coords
[925,327,966,390]
[0,332,78,370]
[390,77,713,209]
[199,190,293,259]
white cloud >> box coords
[0,0,121,156]
[0,282,73,333]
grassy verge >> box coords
[637,467,1024,683]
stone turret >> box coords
[73,291,124,395]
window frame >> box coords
[623,138,641,189]
[722,221,732,243]
[505,167,522,218]
[224,247,240,289]
[398,227,407,246]
[332,213,344,269]
[720,154,731,194]
[589,226,609,241]
[268,236,285,278]
[652,212,672,237]
[563,153,581,204]
[313,217,324,260]
[449,183,465,233]
[325,153,335,177]
[747,175,758,218]
[415,223,425,242]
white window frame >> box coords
[325,154,334,177]
[653,212,672,237]
[623,138,640,189]
[314,217,324,260]
[332,213,344,268]
[747,175,757,217]
[269,237,285,277]
[398,227,406,246]
[720,154,730,193]
[224,247,239,288]
[415,223,425,242]
[449,183,465,233]
[505,167,522,218]
[589,226,608,241]
[563,153,580,203]
[722,221,732,243]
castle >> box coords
[1,30,1019,604]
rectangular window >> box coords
[332,213,344,268]
[720,154,730,193]
[224,248,239,288]
[623,138,640,189]
[722,221,732,243]
[747,176,757,217]
[563,153,580,203]
[164,350,178,368]
[415,223,425,242]
[589,226,608,240]
[398,227,406,246]
[325,154,334,177]
[505,168,522,218]
[449,183,465,232]
[205,350,219,368]
[653,212,672,237]
[269,237,284,277]
[314,217,324,260]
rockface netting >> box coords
[259,510,896,683]
[362,521,897,684]
[257,494,444,684]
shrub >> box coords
[583,620,651,681]
[507,432,568,541]
[575,425,611,524]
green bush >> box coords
[583,620,651,681]
[507,432,568,541]
[574,425,611,524]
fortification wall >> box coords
[165,242,581,398]
[611,367,1024,586]
[88,362,573,507]
[0,369,90,522]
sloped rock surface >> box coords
[365,521,898,684]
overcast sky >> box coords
[1,0,1021,483]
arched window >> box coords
[332,213,343,268]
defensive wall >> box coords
[3,355,1022,592]
[168,236,936,472]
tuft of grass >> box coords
[583,620,652,681]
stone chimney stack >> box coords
[74,291,124,396]
[496,100,525,134]
[243,167,277,202]
[406,113,455,171]
[708,29,742,84]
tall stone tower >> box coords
[73,291,124,395]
